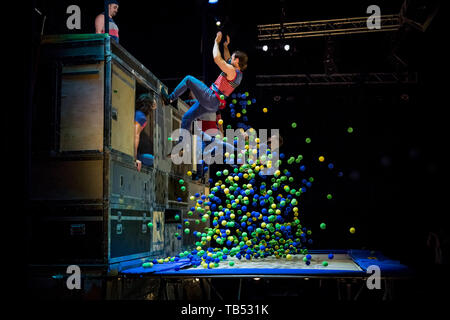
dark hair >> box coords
[136,93,154,115]
[233,51,248,71]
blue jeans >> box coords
[169,75,220,132]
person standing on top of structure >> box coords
[95,0,120,43]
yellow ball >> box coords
[236,113,241,118]
[349,227,356,234]
[218,119,223,125]
[319,156,325,162]
[187,171,192,176]
[263,108,268,113]
[230,214,235,219]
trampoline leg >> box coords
[382,279,392,301]
[337,279,342,300]
[207,279,224,301]
[238,278,243,301]
[158,278,163,300]
[353,280,366,300]
[346,283,352,300]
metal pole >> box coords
[104,0,109,35]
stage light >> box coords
[262,45,268,52]
[209,0,219,4]
[284,44,290,51]
[216,20,221,26]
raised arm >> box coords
[223,35,231,61]
[213,32,236,81]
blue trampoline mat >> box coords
[120,250,410,277]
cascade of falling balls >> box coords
[142,91,356,269]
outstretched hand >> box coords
[215,31,222,43]
[224,35,230,46]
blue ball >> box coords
[328,163,334,169]
[305,260,311,266]
[328,253,334,259]
[300,165,306,172]
[306,254,312,260]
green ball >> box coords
[220,94,225,100]
[347,127,354,133]
[179,179,184,185]
[322,261,329,267]
[320,223,326,230]
[168,137,172,141]
[229,261,235,266]
[181,186,186,191]
[142,262,153,268]
[291,122,297,128]
[174,214,180,220]
[147,222,153,228]
[184,228,190,234]
[326,194,333,200]
[305,137,311,144]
